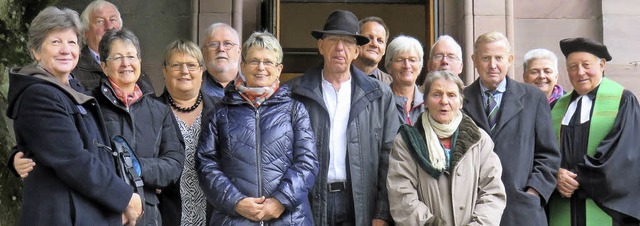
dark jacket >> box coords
[94,78,185,207]
[463,77,561,226]
[157,90,219,226]
[7,66,132,225]
[73,46,155,93]
[196,85,318,225]
[286,65,400,225]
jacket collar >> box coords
[98,77,155,108]
[290,64,384,121]
[464,76,525,134]
[75,46,104,74]
[223,84,291,106]
[7,65,95,119]
[413,113,481,171]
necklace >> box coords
[168,92,202,113]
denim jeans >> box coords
[326,188,354,226]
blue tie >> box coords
[485,90,499,130]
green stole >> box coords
[548,78,623,226]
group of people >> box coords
[6,1,640,226]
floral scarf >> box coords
[235,76,279,107]
[108,78,143,107]
[548,84,565,104]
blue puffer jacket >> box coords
[196,85,318,225]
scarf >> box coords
[548,84,564,104]
[235,76,279,107]
[108,78,143,107]
[421,110,463,171]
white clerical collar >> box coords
[561,95,593,125]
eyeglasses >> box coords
[106,55,139,63]
[167,62,202,71]
[432,53,461,62]
[322,35,357,47]
[245,59,279,68]
[205,41,237,50]
[392,57,420,65]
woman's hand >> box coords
[556,168,579,198]
[259,198,285,221]
[122,193,143,225]
[14,151,35,179]
[235,196,266,221]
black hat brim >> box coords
[311,30,370,46]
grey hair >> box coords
[162,39,204,67]
[423,70,465,102]
[28,6,83,60]
[384,35,424,71]
[98,28,141,63]
[523,48,558,72]
[429,35,463,63]
[359,16,389,40]
[241,31,283,64]
[201,23,240,48]
[80,0,122,30]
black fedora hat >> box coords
[311,10,370,46]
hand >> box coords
[372,219,389,226]
[556,168,579,198]
[14,151,35,179]
[235,196,266,221]
[124,193,143,226]
[526,187,540,197]
[259,198,285,221]
[156,189,162,194]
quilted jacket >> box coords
[196,85,318,225]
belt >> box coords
[328,182,347,192]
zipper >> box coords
[255,107,264,225]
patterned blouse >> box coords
[174,113,207,226]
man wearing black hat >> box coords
[287,10,399,226]
[548,37,640,226]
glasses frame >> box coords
[166,62,202,72]
[205,41,238,50]
[106,55,140,63]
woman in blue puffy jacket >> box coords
[196,31,318,225]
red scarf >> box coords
[108,78,143,107]
[235,76,279,107]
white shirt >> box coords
[321,71,351,183]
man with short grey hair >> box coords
[287,10,399,226]
[416,35,464,87]
[463,31,560,226]
[200,23,241,97]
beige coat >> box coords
[387,115,506,226]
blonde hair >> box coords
[474,31,511,54]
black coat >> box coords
[94,78,185,207]
[196,85,318,225]
[7,66,133,225]
[463,77,561,226]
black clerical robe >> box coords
[549,79,640,226]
